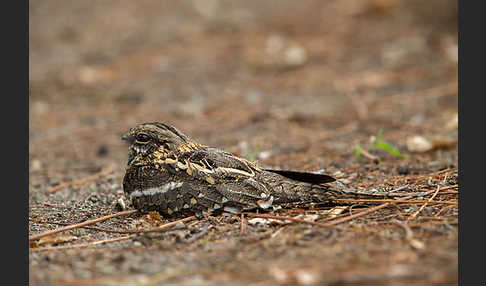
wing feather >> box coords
[179,148,273,210]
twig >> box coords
[240,213,246,235]
[393,219,425,250]
[30,235,136,252]
[408,180,443,221]
[434,205,456,217]
[30,215,196,252]
[333,198,456,205]
[271,226,286,238]
[389,185,409,193]
[29,210,138,241]
[45,163,116,195]
[129,216,196,234]
[355,168,457,189]
[40,222,144,234]
[393,220,413,240]
[360,148,380,163]
[331,187,452,228]
[320,203,390,227]
[245,204,391,228]
[53,215,196,235]
[418,184,457,192]
[245,197,415,228]
[182,227,211,244]
[437,168,454,174]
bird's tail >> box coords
[260,169,390,207]
[272,183,391,206]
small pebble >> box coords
[406,135,433,152]
[284,44,307,66]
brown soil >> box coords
[29,1,458,285]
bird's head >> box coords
[121,122,190,165]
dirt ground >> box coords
[29,1,458,285]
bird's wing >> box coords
[182,147,259,177]
[173,147,274,211]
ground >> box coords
[29,1,458,285]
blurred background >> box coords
[29,0,457,175]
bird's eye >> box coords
[136,133,150,143]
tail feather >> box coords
[259,169,393,207]
[264,169,335,184]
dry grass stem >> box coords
[240,213,246,235]
[321,203,390,227]
[334,198,456,205]
[408,179,444,221]
[29,210,138,241]
[131,216,196,234]
[360,148,380,162]
[30,235,136,252]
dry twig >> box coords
[127,216,196,234]
[434,205,456,217]
[393,219,425,250]
[408,180,443,221]
[359,148,380,163]
[243,202,393,228]
[30,215,197,251]
[30,235,135,252]
[29,210,138,241]
[240,213,246,235]
[333,198,456,205]
[320,203,390,227]
[54,215,197,235]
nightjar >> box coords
[122,122,346,218]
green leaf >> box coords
[374,141,407,158]
[353,146,362,159]
[372,129,408,158]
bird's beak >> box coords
[121,133,130,141]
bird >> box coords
[121,122,353,218]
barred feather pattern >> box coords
[121,122,373,218]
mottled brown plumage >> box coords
[121,122,352,218]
